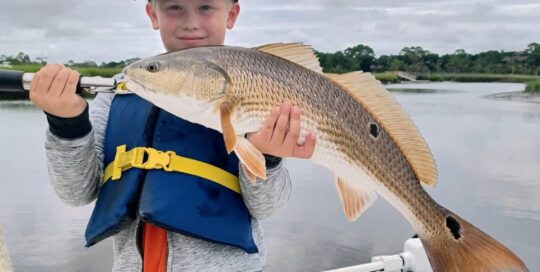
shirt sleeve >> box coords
[45,102,92,139]
[238,159,292,220]
[45,93,113,207]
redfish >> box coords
[124,43,528,271]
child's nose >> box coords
[183,11,200,31]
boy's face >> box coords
[146,0,240,52]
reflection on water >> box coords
[387,88,459,94]
[0,82,538,271]
[0,100,36,110]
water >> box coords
[0,82,538,271]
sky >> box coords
[0,0,539,63]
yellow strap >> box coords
[103,145,240,194]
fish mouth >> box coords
[125,78,156,94]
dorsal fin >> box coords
[326,72,438,187]
[254,43,323,73]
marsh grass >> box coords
[417,73,540,83]
[374,72,400,83]
[525,80,540,93]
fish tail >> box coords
[420,210,528,272]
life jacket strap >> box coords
[102,145,240,193]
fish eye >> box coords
[369,122,380,138]
[147,62,160,73]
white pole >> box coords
[324,255,403,272]
[324,261,386,272]
[0,225,13,272]
[323,238,433,272]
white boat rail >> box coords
[324,238,433,272]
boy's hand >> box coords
[29,64,86,118]
[246,102,316,159]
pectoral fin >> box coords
[220,101,237,154]
[236,137,267,182]
[335,176,378,222]
[241,163,258,182]
[220,101,266,181]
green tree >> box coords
[317,51,356,73]
[343,44,375,72]
[373,55,391,72]
[525,42,540,75]
[389,58,406,71]
[399,46,435,73]
[447,49,471,73]
[6,52,32,65]
[474,51,504,73]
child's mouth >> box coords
[180,37,205,41]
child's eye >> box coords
[167,5,182,11]
[199,5,213,11]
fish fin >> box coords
[220,101,237,154]
[335,176,377,222]
[241,163,258,182]
[421,211,528,272]
[254,43,323,73]
[326,72,438,187]
[220,101,266,181]
[235,137,267,181]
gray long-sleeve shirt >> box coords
[44,92,292,272]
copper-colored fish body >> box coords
[124,44,528,271]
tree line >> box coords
[317,43,539,75]
[0,53,140,69]
[1,42,539,75]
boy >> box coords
[29,0,316,271]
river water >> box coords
[0,82,538,271]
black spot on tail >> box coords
[369,123,380,138]
[446,216,461,240]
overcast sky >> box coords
[1,0,539,63]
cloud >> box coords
[0,0,538,63]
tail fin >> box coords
[421,211,528,272]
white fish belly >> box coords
[311,145,426,233]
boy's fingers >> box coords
[29,70,41,95]
[293,132,316,159]
[63,69,80,96]
[49,68,70,97]
[283,106,301,151]
[260,106,280,141]
[36,64,63,94]
[271,102,292,144]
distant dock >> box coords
[396,71,417,82]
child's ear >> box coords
[146,3,160,30]
[227,4,240,29]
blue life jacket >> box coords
[84,94,258,254]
